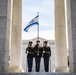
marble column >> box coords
[55,0,68,72]
[0,0,12,72]
[9,0,23,72]
[67,0,76,73]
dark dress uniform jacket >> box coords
[26,46,34,58]
[43,46,51,58]
[34,44,42,57]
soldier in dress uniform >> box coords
[34,40,42,72]
[42,41,51,72]
[25,41,34,72]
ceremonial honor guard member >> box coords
[25,41,34,72]
[42,41,51,72]
[34,40,42,72]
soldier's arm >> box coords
[25,47,28,54]
[33,44,38,52]
[32,47,34,54]
[33,46,36,52]
[41,47,43,53]
[49,47,51,56]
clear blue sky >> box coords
[22,0,54,40]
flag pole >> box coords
[37,12,39,41]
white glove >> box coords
[43,51,45,53]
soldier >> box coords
[42,41,51,72]
[25,41,34,72]
[34,40,42,72]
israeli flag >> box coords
[24,15,39,32]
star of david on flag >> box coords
[24,15,39,32]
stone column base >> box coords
[9,67,24,72]
[55,67,69,72]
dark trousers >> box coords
[27,58,33,72]
[43,57,49,72]
[35,57,41,72]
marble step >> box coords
[0,72,76,75]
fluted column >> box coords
[9,0,23,72]
[0,0,12,72]
[67,0,76,73]
[55,0,68,72]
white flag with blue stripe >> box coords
[24,15,39,32]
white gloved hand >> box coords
[43,51,45,53]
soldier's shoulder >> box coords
[31,46,33,48]
[47,46,51,49]
[26,47,29,49]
